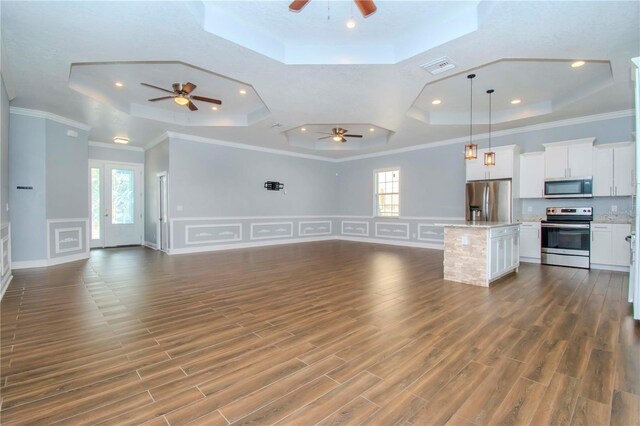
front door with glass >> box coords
[90,162,143,248]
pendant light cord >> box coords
[468,74,475,146]
[488,89,492,150]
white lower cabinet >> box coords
[489,225,520,280]
[590,223,632,268]
[519,222,541,262]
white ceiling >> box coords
[196,1,481,64]
[69,61,269,126]
[1,1,639,158]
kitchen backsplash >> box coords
[520,196,633,217]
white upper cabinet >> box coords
[544,145,569,179]
[593,142,635,197]
[593,146,615,196]
[543,138,594,179]
[613,143,635,196]
[466,145,520,181]
[519,152,545,198]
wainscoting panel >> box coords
[185,224,242,245]
[299,221,332,237]
[375,222,410,239]
[47,219,89,260]
[341,221,369,236]
[417,223,446,243]
[250,222,294,240]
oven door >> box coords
[541,222,590,255]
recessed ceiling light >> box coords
[432,99,442,105]
[301,127,306,132]
[115,82,124,87]
[211,106,218,111]
[510,99,521,105]
[369,128,375,132]
[239,89,247,95]
[346,18,356,29]
[113,137,129,144]
[571,60,586,68]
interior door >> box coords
[158,174,169,252]
[104,164,143,247]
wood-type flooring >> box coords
[1,241,639,425]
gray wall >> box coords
[1,77,9,224]
[337,115,636,220]
[9,114,47,261]
[89,145,144,164]
[46,120,88,219]
[169,137,338,218]
[144,139,169,244]
[337,143,465,218]
[9,113,89,263]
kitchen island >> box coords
[443,222,520,287]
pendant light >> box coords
[484,89,496,166]
[464,74,477,160]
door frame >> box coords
[89,160,145,248]
[156,171,169,253]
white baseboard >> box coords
[520,257,542,264]
[12,252,90,270]
[143,241,158,250]
[0,274,12,301]
[168,236,335,255]
[335,236,444,250]
[590,263,630,272]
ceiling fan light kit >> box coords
[317,127,364,143]
[141,81,222,112]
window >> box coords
[90,167,101,240]
[111,169,135,224]
[375,169,400,217]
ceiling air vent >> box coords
[420,57,456,75]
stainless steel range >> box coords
[541,207,593,269]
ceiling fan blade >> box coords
[183,82,197,94]
[354,0,377,17]
[340,137,347,143]
[148,96,174,102]
[317,136,333,140]
[141,83,174,94]
[336,128,347,134]
[191,95,222,105]
[289,0,310,12]
[187,101,198,111]
[315,132,333,135]
[343,134,363,138]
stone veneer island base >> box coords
[443,223,520,287]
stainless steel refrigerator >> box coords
[465,179,512,222]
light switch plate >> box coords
[461,235,470,245]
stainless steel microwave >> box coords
[544,177,593,198]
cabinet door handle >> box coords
[568,167,571,177]
[615,186,618,196]
[537,229,540,239]
[592,232,594,242]
[610,186,612,196]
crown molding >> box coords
[335,109,634,162]
[88,141,144,152]
[162,131,337,162]
[144,132,170,151]
[9,107,91,131]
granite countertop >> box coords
[593,215,633,224]
[515,215,634,225]
[441,221,520,229]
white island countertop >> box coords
[440,222,519,229]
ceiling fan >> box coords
[140,82,222,111]
[317,128,363,143]
[289,0,377,17]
